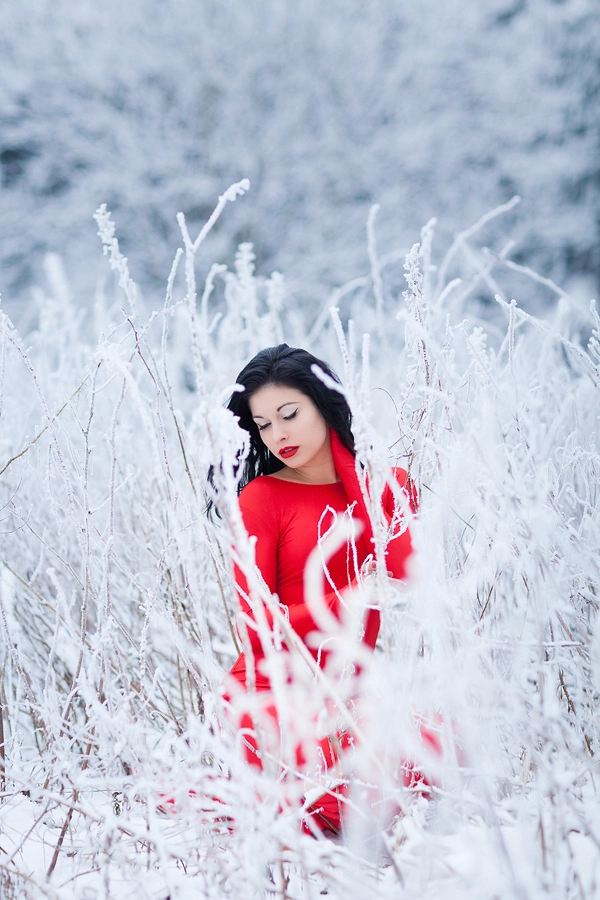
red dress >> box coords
[223,431,418,833]
[160,444,437,828]
[228,429,414,692]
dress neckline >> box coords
[264,474,343,487]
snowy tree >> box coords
[0,0,598,317]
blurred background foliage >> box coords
[0,0,598,319]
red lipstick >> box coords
[279,446,299,459]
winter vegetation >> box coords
[0,180,599,898]
[1,0,599,317]
[1,0,599,894]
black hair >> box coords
[207,344,354,510]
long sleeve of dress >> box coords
[233,501,342,657]
[232,503,277,653]
[234,502,339,653]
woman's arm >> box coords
[380,467,416,581]
[233,528,342,656]
[233,494,346,657]
[233,501,279,654]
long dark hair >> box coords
[208,344,354,508]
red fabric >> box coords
[223,431,417,834]
[302,782,350,836]
[227,430,414,688]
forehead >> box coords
[248,384,308,417]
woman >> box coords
[218,344,417,834]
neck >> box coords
[284,460,339,484]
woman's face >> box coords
[248,384,331,471]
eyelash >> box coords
[257,409,297,431]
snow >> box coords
[0,183,598,897]
[1,1,599,892]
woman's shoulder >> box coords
[239,474,288,509]
[237,476,286,535]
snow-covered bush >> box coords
[0,187,599,898]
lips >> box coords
[279,446,299,459]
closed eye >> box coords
[255,408,297,431]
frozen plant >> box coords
[0,186,598,898]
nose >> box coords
[271,421,288,443]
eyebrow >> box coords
[252,401,299,420]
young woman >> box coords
[214,344,419,835]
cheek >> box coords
[310,416,328,445]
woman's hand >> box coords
[360,555,377,579]
[360,555,410,593]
